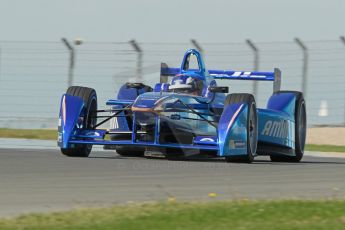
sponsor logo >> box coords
[170,114,181,120]
[85,131,101,137]
[211,72,267,79]
[261,120,289,138]
[234,140,246,148]
[229,140,246,149]
[231,71,252,77]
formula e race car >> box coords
[58,49,307,163]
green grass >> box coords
[0,128,57,140]
[305,144,345,153]
[0,128,344,153]
[0,200,344,230]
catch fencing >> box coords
[0,39,344,128]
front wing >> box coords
[58,94,252,157]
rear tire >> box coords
[108,134,145,157]
[61,86,97,157]
[224,94,258,163]
[163,147,187,160]
[270,91,306,162]
[115,147,145,157]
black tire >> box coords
[61,86,97,157]
[224,94,258,163]
[270,91,306,162]
[163,147,187,160]
[115,147,145,157]
[108,134,145,157]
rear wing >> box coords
[160,63,281,93]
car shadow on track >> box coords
[89,153,345,165]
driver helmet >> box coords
[169,74,204,96]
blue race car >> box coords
[58,49,307,163]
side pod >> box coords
[58,94,84,148]
[218,104,248,157]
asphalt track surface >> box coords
[0,148,344,217]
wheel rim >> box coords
[298,101,307,151]
[248,102,258,155]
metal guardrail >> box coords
[0,39,344,128]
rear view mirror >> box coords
[209,86,229,93]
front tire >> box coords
[224,94,258,163]
[270,91,306,162]
[61,86,97,157]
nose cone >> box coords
[131,93,168,112]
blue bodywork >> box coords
[58,49,300,158]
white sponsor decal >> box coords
[229,140,246,149]
[231,71,242,77]
[210,72,268,79]
[85,131,100,137]
[261,120,289,138]
[200,138,215,142]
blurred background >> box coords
[0,38,344,128]
[0,0,344,129]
